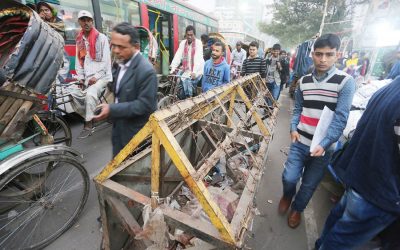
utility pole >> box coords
[319,0,329,35]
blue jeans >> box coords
[267,81,280,106]
[177,70,201,99]
[282,141,332,212]
[315,189,397,250]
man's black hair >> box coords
[200,34,209,43]
[249,41,259,49]
[185,25,196,35]
[112,22,139,45]
[213,41,225,52]
[272,43,281,50]
[314,33,341,50]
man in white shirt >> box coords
[231,41,247,66]
[170,25,204,99]
[75,10,112,138]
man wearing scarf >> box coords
[170,25,204,99]
[75,10,112,138]
[201,41,230,92]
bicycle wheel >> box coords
[24,112,72,147]
[0,153,89,250]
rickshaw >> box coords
[0,2,89,249]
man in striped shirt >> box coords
[278,34,355,228]
[240,41,266,78]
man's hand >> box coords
[88,77,97,86]
[93,104,110,121]
[311,145,325,157]
[291,131,300,143]
[190,72,196,79]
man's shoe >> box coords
[278,196,292,215]
[288,210,301,228]
[78,128,93,139]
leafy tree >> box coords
[259,0,359,48]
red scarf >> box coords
[182,39,196,72]
[213,56,223,65]
[76,28,99,67]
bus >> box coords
[26,0,219,76]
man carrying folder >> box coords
[278,34,356,228]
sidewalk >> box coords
[246,89,335,250]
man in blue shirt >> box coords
[201,42,230,92]
[278,34,355,229]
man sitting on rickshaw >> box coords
[169,25,204,99]
[74,10,112,139]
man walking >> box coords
[315,77,400,250]
[241,41,266,78]
[170,25,204,99]
[231,41,247,69]
[202,42,230,92]
[93,23,158,157]
[278,34,355,229]
[265,43,282,101]
[75,10,112,138]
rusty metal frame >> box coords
[95,74,277,249]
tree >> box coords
[259,0,357,48]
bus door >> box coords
[148,8,172,75]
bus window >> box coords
[196,23,207,37]
[54,0,94,42]
[99,0,140,38]
[178,17,194,41]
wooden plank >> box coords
[106,196,151,249]
[151,119,236,245]
[151,134,161,209]
[0,83,14,105]
[0,93,34,140]
[0,85,21,120]
[0,90,28,135]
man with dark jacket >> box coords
[315,77,400,250]
[94,23,158,156]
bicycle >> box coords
[158,73,194,109]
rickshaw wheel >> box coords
[0,153,89,249]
